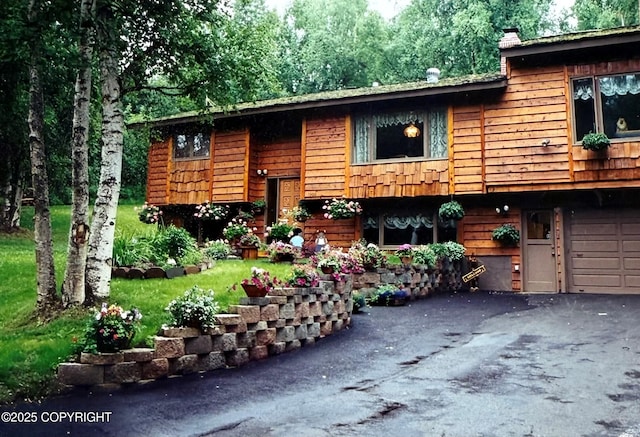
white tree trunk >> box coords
[62,0,95,307]
[28,0,59,312]
[85,14,123,302]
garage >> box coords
[567,208,640,294]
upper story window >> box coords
[572,73,640,143]
[353,109,448,164]
[174,132,210,160]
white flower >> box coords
[167,258,177,266]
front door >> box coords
[524,210,557,292]
[266,178,300,225]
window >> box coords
[572,73,640,142]
[362,211,457,248]
[173,132,210,159]
[353,109,448,163]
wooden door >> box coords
[278,178,300,216]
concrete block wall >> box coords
[57,276,353,389]
[352,258,464,298]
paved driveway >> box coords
[2,291,640,437]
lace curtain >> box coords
[429,110,448,158]
[384,214,433,230]
[574,74,640,100]
[353,109,447,163]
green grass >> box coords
[0,205,292,405]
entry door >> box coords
[524,210,557,292]
[278,178,300,214]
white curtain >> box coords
[429,110,448,158]
[354,117,370,164]
[384,214,433,229]
[599,74,640,97]
[374,112,422,128]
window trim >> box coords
[352,109,448,164]
[172,131,211,161]
[571,71,640,145]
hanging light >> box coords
[403,122,421,138]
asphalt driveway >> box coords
[2,291,640,437]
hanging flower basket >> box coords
[323,197,362,220]
[438,200,465,221]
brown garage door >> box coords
[567,209,640,294]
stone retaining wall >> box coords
[57,276,353,390]
[352,258,464,298]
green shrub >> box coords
[413,245,437,268]
[113,232,153,267]
[153,225,197,263]
[492,224,520,246]
[204,239,232,260]
[165,286,220,330]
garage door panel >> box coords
[621,223,640,235]
[570,223,617,236]
[622,241,640,252]
[572,274,621,287]
[571,240,619,252]
[572,257,621,269]
[568,208,640,294]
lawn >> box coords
[0,204,292,405]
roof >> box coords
[135,73,506,127]
[502,25,640,58]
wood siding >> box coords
[484,65,571,189]
[303,116,347,199]
[147,140,170,205]
[452,105,484,194]
[211,129,248,203]
[460,207,522,291]
[168,159,211,204]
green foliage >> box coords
[204,239,232,260]
[266,222,294,241]
[413,245,437,268]
[112,232,153,268]
[348,239,387,269]
[439,200,465,221]
[573,0,639,30]
[165,286,220,330]
[154,225,198,262]
[286,264,320,287]
[429,241,467,261]
[581,132,611,151]
[80,303,142,354]
[492,223,521,246]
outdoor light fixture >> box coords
[257,169,268,176]
[403,122,421,138]
[496,205,510,215]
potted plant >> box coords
[165,285,220,330]
[322,197,363,220]
[492,223,520,246]
[412,245,437,268]
[251,199,266,214]
[241,267,281,297]
[223,217,255,246]
[265,221,294,243]
[238,233,261,259]
[81,303,142,354]
[369,284,409,306]
[314,250,342,274]
[286,264,320,288]
[581,132,610,152]
[194,202,230,221]
[267,241,298,262]
[348,240,387,270]
[439,200,465,221]
[395,243,415,265]
[137,202,163,225]
[292,205,312,222]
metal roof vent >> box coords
[426,68,441,83]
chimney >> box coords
[499,27,521,75]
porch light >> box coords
[403,122,421,138]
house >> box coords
[141,26,640,294]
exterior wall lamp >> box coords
[256,169,268,176]
[496,205,510,215]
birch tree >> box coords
[62,0,95,306]
[27,0,59,312]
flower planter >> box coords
[240,246,258,260]
[401,256,413,266]
[241,283,269,297]
[321,266,335,274]
[165,266,185,279]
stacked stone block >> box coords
[57,275,353,389]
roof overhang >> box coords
[502,26,640,59]
[131,74,507,128]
